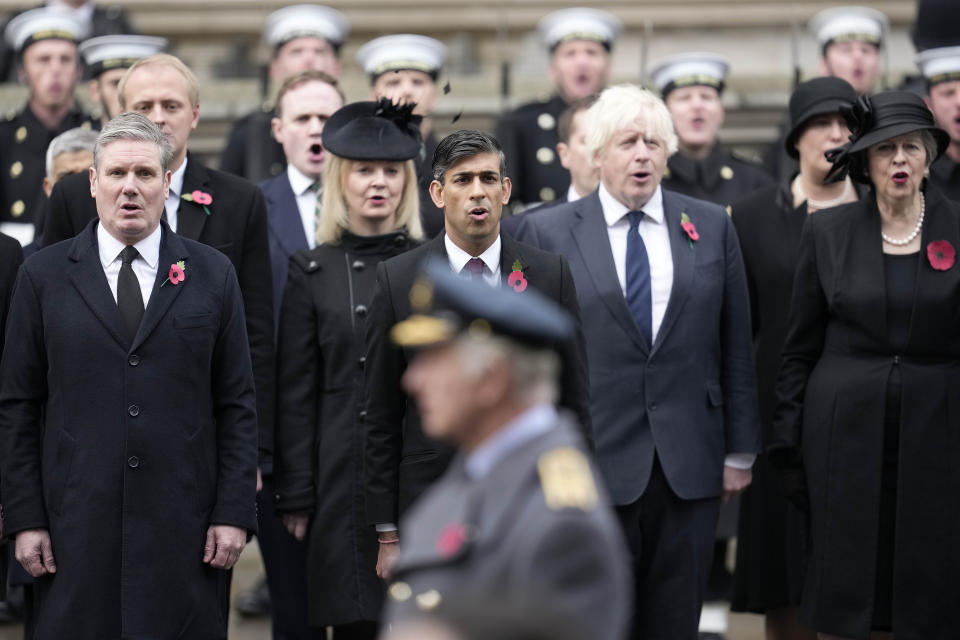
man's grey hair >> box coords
[456,334,561,406]
[45,127,99,177]
[93,112,174,172]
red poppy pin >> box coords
[680,212,699,248]
[507,259,528,293]
[181,190,213,216]
[927,240,955,271]
[161,260,186,287]
[436,522,468,558]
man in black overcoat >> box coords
[363,129,592,578]
[0,112,257,638]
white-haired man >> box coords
[513,84,760,639]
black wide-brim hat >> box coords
[322,98,423,161]
[785,77,857,159]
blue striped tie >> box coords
[625,211,652,346]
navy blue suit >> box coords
[514,188,760,638]
[260,173,310,330]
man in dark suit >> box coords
[382,261,630,639]
[40,53,275,488]
[513,85,760,639]
[364,130,592,579]
[0,112,257,638]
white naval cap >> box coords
[79,35,168,76]
[4,6,89,53]
[356,34,446,80]
[650,52,730,97]
[263,4,349,49]
[809,6,888,48]
[537,8,623,50]
[917,46,960,86]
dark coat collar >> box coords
[177,152,213,241]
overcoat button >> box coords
[649,404,658,412]
[358,356,366,367]
[354,304,368,317]
[393,234,407,245]
[128,354,140,366]
[127,456,140,468]
[307,260,318,270]
[352,260,365,271]
[128,405,140,417]
[359,410,367,419]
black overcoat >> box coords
[772,187,960,639]
[0,221,258,638]
[274,230,417,626]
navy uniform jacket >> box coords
[929,154,960,203]
[495,94,570,206]
[662,144,772,212]
[0,105,96,225]
[514,189,761,504]
[0,221,258,639]
[383,412,631,640]
[219,108,287,184]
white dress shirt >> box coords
[286,164,320,249]
[599,182,673,341]
[444,233,502,288]
[164,157,188,232]
[97,222,161,307]
[566,183,584,204]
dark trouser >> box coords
[615,456,721,640]
[258,473,324,640]
[331,621,379,639]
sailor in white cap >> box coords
[0,7,97,246]
[653,52,770,211]
[810,6,888,95]
[220,4,349,183]
[918,45,960,201]
[80,34,167,124]
[495,7,622,207]
[357,33,447,237]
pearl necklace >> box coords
[881,193,925,246]
[795,176,851,209]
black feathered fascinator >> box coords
[322,98,424,161]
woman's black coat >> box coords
[772,186,960,639]
[274,229,417,626]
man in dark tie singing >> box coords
[512,84,760,639]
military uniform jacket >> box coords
[417,132,444,238]
[0,221,258,639]
[0,105,96,225]
[662,144,772,211]
[929,154,960,203]
[495,94,570,206]
[383,413,630,640]
[219,108,287,184]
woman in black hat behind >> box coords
[771,90,960,640]
[729,76,859,640]
[273,99,424,638]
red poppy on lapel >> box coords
[680,212,699,247]
[181,190,213,216]
[507,259,528,293]
[927,240,955,271]
[436,522,468,557]
[161,260,187,287]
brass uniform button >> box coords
[663,166,671,179]
[726,205,733,216]
[80,121,92,130]
[11,200,24,218]
[415,589,442,611]
[720,166,734,180]
[539,187,555,202]
[388,582,412,602]
[10,161,22,178]
[536,147,555,165]
[537,113,556,130]
[15,126,27,143]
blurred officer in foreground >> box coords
[0,7,96,246]
[496,7,621,208]
[79,34,167,125]
[381,260,630,640]
[220,4,348,183]
[357,34,447,238]
[654,53,770,212]
[917,45,960,202]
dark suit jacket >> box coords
[41,154,276,460]
[501,196,570,237]
[260,173,309,329]
[0,232,22,358]
[0,221,257,638]
[514,189,760,505]
[363,232,592,525]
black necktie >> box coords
[625,211,652,346]
[118,245,144,343]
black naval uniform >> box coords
[662,144,772,212]
[929,154,960,203]
[219,108,287,184]
[496,94,570,207]
[0,105,96,227]
[417,131,444,238]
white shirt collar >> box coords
[444,232,502,277]
[168,156,188,199]
[599,182,665,227]
[465,403,557,480]
[567,183,584,203]
[97,221,162,270]
[286,164,319,196]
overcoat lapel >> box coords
[650,191,695,357]
[130,224,191,351]
[569,192,646,352]
[176,154,212,241]
[908,188,960,346]
[267,175,310,255]
[845,198,888,341]
[67,221,128,350]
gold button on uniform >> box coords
[537,113,556,130]
[80,121,92,130]
[388,582,412,602]
[663,166,671,179]
[415,589,442,611]
[539,187,555,202]
[536,147,555,165]
[15,126,27,143]
[10,161,22,178]
[11,200,25,218]
[720,166,734,180]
